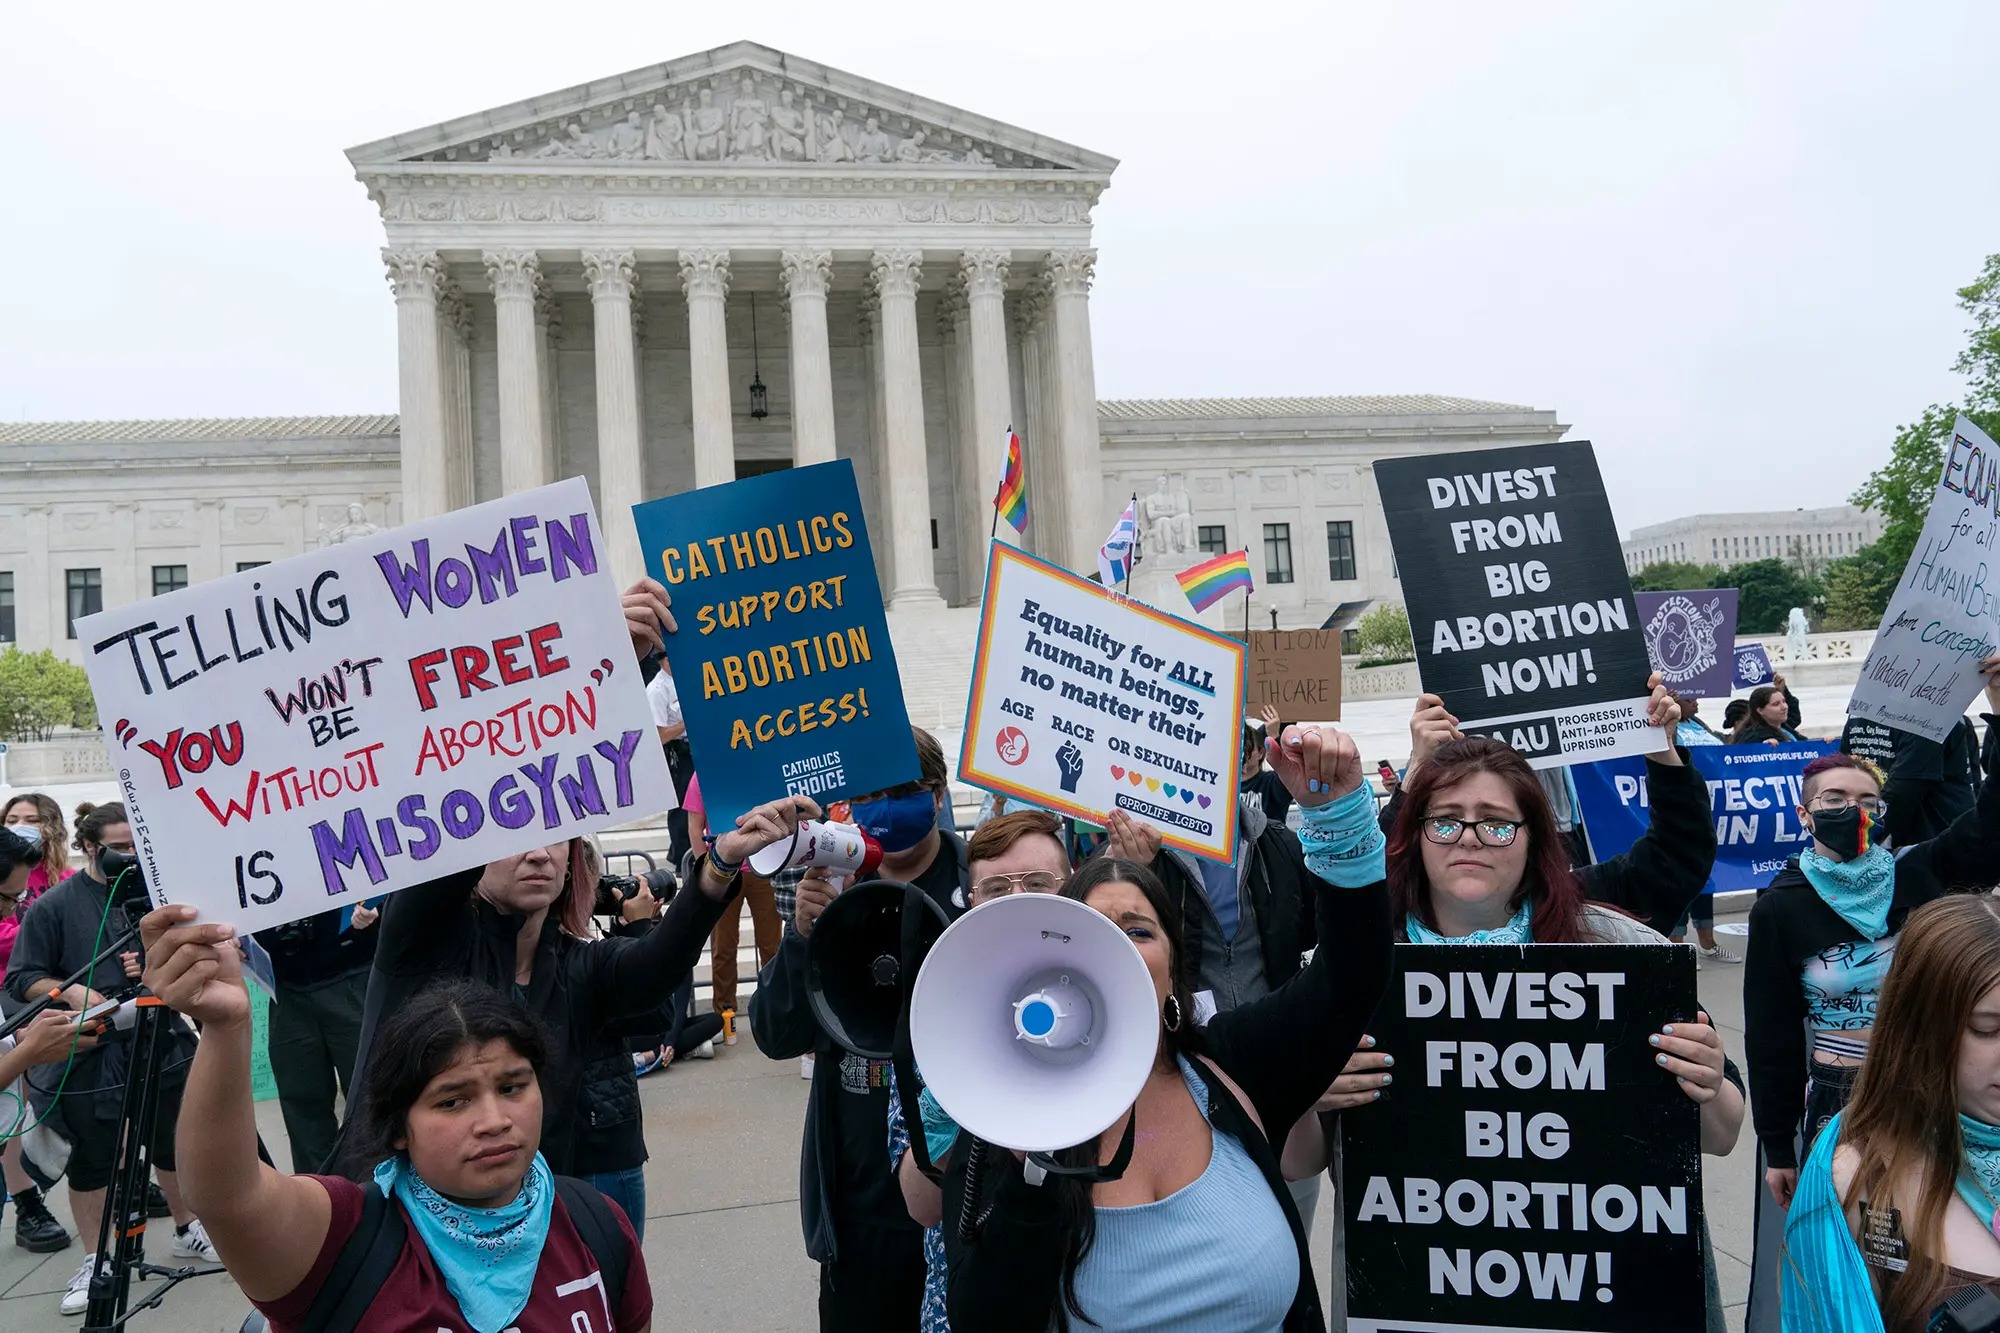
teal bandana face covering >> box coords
[1798,845,1895,940]
[373,1151,555,1333]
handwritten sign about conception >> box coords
[1848,415,2000,742]
[632,459,916,831]
[1341,944,1704,1333]
[75,478,674,934]
[961,543,1245,862]
[1377,441,1661,769]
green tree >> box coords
[1852,255,2000,578]
[1355,602,1413,663]
[0,648,97,741]
[1816,545,1902,630]
[1630,561,1728,592]
[1731,559,1821,636]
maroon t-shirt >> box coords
[254,1175,652,1333]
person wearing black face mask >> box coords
[1741,658,2000,1328]
[748,724,970,1333]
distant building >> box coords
[1622,504,1882,574]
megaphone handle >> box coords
[1020,1111,1139,1189]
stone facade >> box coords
[1622,503,1882,573]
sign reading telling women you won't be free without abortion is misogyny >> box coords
[960,543,1245,863]
[75,478,674,934]
[1376,441,1661,769]
[1848,414,2000,743]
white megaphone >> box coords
[911,892,1159,1155]
[747,820,884,880]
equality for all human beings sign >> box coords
[1848,415,2000,742]
[1375,441,1661,768]
[1570,740,1835,894]
[1341,944,1704,1333]
[75,478,674,934]
[1634,590,1737,700]
[961,543,1245,862]
[1247,628,1342,722]
[631,460,916,830]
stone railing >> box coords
[1,732,113,787]
[1741,630,1876,665]
[1343,660,1421,700]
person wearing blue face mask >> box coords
[750,725,971,1333]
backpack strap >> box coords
[554,1176,629,1319]
[299,1183,406,1333]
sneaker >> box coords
[170,1219,220,1263]
[1697,945,1742,966]
[687,1038,716,1060]
[145,1183,170,1220]
[13,1189,73,1253]
[60,1254,99,1316]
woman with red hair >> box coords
[1298,676,1743,1330]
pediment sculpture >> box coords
[449,73,1024,168]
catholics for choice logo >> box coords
[1643,594,1726,689]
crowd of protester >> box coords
[5,576,2000,1333]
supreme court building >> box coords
[0,42,1569,665]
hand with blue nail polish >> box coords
[1263,722,1361,810]
[1316,1035,1392,1111]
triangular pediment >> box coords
[346,41,1115,175]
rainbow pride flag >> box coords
[1176,548,1254,612]
[993,428,1028,533]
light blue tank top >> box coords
[1065,1057,1299,1332]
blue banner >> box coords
[632,460,918,830]
[1570,740,1836,893]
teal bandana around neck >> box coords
[1406,899,1533,945]
[1797,846,1896,940]
[1956,1114,2000,1243]
[373,1151,554,1333]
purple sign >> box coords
[1635,589,1738,699]
[1733,642,1774,690]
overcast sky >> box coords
[3,0,1993,533]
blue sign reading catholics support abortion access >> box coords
[1570,740,1836,893]
[632,460,917,830]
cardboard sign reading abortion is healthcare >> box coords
[1247,629,1342,722]
[1377,441,1660,768]
[962,543,1245,862]
[1634,589,1737,700]
[632,460,916,830]
[1342,944,1704,1333]
[1849,415,2000,743]
[75,478,673,933]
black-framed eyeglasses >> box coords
[1807,795,1887,817]
[970,870,1062,901]
[1420,816,1521,848]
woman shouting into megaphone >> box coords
[942,723,1391,1333]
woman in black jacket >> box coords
[943,723,1391,1333]
[1745,659,2000,1211]
[1730,681,1804,744]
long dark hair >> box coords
[338,978,550,1180]
[1388,737,1593,942]
[1732,685,1786,742]
[1039,857,1203,1330]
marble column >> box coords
[1046,249,1104,574]
[856,291,892,589]
[870,250,944,610]
[383,248,449,521]
[781,249,836,467]
[436,280,474,510]
[484,249,548,496]
[583,249,644,583]
[1013,290,1052,562]
[534,280,562,483]
[961,250,1014,599]
[680,248,735,489]
[938,281,979,602]
[22,504,51,650]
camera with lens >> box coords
[598,874,644,904]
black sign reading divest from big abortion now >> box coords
[1341,944,1704,1333]
[1377,441,1659,768]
